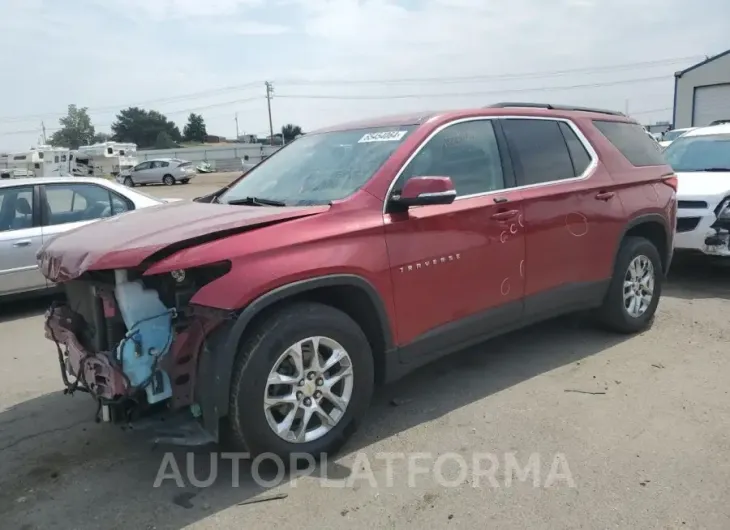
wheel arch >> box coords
[205,274,395,424]
[615,214,673,276]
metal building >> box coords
[673,49,730,128]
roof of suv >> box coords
[310,103,634,134]
[684,123,730,137]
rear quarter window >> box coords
[592,120,666,167]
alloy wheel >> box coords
[623,255,655,318]
[263,336,354,444]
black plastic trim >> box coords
[386,280,609,384]
[619,213,673,276]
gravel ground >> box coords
[1,179,729,529]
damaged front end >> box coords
[44,263,233,445]
[704,198,730,257]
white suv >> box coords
[664,124,730,257]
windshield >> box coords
[663,133,730,172]
[218,125,417,206]
[663,129,689,142]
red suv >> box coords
[39,103,677,459]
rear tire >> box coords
[163,175,175,186]
[181,179,190,184]
[596,236,663,334]
[123,176,134,187]
[225,302,374,463]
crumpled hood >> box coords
[37,200,328,283]
[676,171,730,200]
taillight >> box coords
[661,174,678,191]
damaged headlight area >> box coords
[44,261,232,430]
[706,197,730,248]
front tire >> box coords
[597,236,663,333]
[226,302,374,462]
[123,176,134,187]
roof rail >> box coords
[485,102,626,117]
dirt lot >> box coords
[2,178,729,529]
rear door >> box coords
[149,161,166,183]
[40,182,133,247]
[500,117,622,319]
[384,118,526,353]
[0,184,46,295]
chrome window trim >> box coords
[382,115,598,213]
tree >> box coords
[154,131,177,149]
[281,123,303,143]
[183,113,207,143]
[49,104,96,148]
[111,107,181,149]
[92,132,111,143]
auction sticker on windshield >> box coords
[358,131,409,143]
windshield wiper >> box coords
[699,167,730,172]
[226,196,287,207]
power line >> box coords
[275,75,671,100]
[0,54,701,123]
[275,56,702,86]
[0,97,264,137]
[627,107,673,116]
[0,82,265,123]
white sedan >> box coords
[665,124,730,258]
[0,176,179,300]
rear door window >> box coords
[558,122,592,177]
[43,184,133,226]
[501,119,576,186]
[592,120,666,167]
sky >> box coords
[0,0,728,150]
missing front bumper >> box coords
[45,300,230,445]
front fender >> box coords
[200,274,394,422]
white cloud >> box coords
[0,0,728,149]
[93,0,264,19]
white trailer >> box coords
[71,141,138,178]
[1,145,71,178]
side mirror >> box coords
[392,176,456,208]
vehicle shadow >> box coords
[665,254,730,301]
[0,294,60,325]
[1,313,631,530]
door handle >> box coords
[595,191,615,201]
[491,209,519,221]
[13,239,31,247]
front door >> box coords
[132,161,153,183]
[384,118,526,357]
[0,185,46,295]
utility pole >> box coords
[235,113,239,139]
[265,81,275,146]
[41,121,47,144]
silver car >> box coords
[0,176,173,300]
[118,158,196,187]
